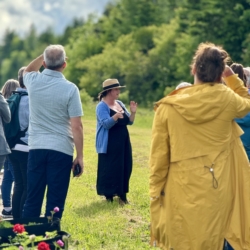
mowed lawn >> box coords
[60,102,158,249]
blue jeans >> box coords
[22,149,73,219]
[1,158,15,207]
[0,155,6,169]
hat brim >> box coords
[99,85,126,95]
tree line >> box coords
[1,0,250,106]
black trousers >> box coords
[8,149,28,219]
[22,149,72,219]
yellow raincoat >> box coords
[150,74,250,250]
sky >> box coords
[0,0,111,41]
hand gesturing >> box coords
[130,101,137,114]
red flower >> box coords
[37,242,51,250]
[13,224,25,234]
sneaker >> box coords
[2,209,13,218]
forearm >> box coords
[129,112,136,122]
[24,54,44,74]
[128,101,137,123]
[72,125,84,158]
[224,74,250,98]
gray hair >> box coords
[43,45,66,70]
[1,79,20,99]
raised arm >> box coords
[129,101,137,123]
[223,66,250,118]
[223,65,250,98]
[23,54,44,75]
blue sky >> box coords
[0,0,111,41]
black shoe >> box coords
[118,198,129,206]
[119,194,129,205]
[105,196,113,202]
[2,209,13,218]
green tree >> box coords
[0,50,28,87]
[177,0,250,62]
[2,0,250,105]
[38,27,57,45]
[78,25,174,106]
[0,30,25,85]
[23,25,39,57]
[59,17,84,44]
[65,0,183,87]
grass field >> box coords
[60,102,158,249]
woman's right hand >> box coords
[113,112,124,121]
[222,65,234,78]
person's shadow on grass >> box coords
[74,197,123,217]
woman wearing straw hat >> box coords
[95,78,137,204]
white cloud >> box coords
[0,0,111,42]
[44,3,52,12]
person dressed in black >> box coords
[8,67,29,219]
[96,79,137,205]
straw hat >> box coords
[99,79,125,95]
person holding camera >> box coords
[150,43,250,250]
[22,45,84,219]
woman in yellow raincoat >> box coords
[150,43,250,250]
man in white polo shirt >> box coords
[22,44,84,219]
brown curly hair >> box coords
[191,42,230,83]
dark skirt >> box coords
[97,109,132,197]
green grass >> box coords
[60,102,157,249]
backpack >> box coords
[4,91,28,148]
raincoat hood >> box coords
[155,83,232,124]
